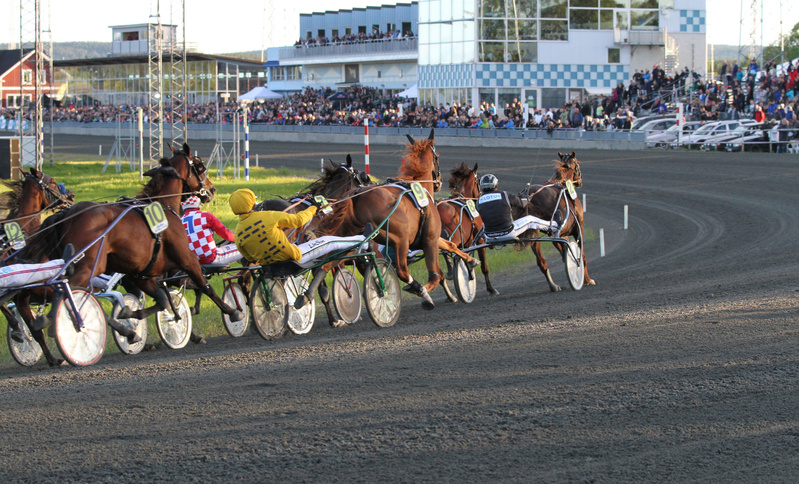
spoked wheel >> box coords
[453,258,477,304]
[332,267,362,325]
[156,289,192,349]
[250,277,288,340]
[54,288,107,367]
[564,239,585,291]
[112,293,148,355]
[363,259,401,328]
[7,307,43,367]
[223,282,250,338]
[284,274,315,335]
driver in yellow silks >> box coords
[228,188,317,265]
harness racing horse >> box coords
[516,151,595,291]
[1,169,74,347]
[15,144,242,366]
[190,154,371,329]
[437,163,499,298]
[318,129,477,310]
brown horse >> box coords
[516,151,595,291]
[1,169,74,345]
[318,129,476,310]
[16,144,241,366]
[437,162,499,297]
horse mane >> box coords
[314,190,364,237]
[298,163,345,197]
[548,154,577,184]
[0,178,24,213]
[397,139,434,181]
[136,158,178,199]
[447,163,472,195]
[15,206,68,263]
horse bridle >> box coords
[32,172,73,208]
[430,145,442,192]
[179,152,210,199]
[570,157,583,187]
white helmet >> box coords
[181,195,202,211]
[480,174,498,191]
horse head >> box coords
[27,167,75,210]
[168,143,216,202]
[404,128,442,192]
[302,154,371,199]
[556,151,582,188]
[448,162,480,199]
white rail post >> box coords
[582,193,586,212]
[599,228,605,257]
[244,106,250,181]
[624,205,628,230]
[321,158,324,174]
[364,123,370,176]
[138,108,144,180]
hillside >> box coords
[0,42,261,61]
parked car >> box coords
[631,115,673,131]
[720,128,771,152]
[669,120,756,149]
[700,121,761,151]
[634,117,677,135]
[646,121,704,148]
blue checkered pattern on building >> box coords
[476,64,628,89]
[680,10,706,33]
[418,64,474,88]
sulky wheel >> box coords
[222,282,250,338]
[284,275,315,335]
[54,287,107,367]
[332,267,362,325]
[564,239,585,291]
[249,277,288,340]
[363,259,401,328]
[453,257,477,304]
[155,289,192,349]
[7,307,43,367]
[112,293,148,355]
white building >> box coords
[266,0,706,110]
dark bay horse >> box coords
[437,162,499,297]
[1,169,74,345]
[318,129,475,310]
[16,144,241,366]
[516,151,595,291]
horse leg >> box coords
[191,288,203,315]
[438,238,479,269]
[442,252,455,280]
[532,240,560,292]
[572,205,595,286]
[15,293,64,367]
[317,277,347,328]
[2,305,24,343]
[478,245,499,296]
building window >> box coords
[22,69,33,84]
[608,47,620,63]
[540,20,568,40]
[630,9,658,29]
[479,41,505,62]
[570,9,599,29]
[122,31,139,41]
[541,0,568,19]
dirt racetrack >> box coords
[1,142,798,483]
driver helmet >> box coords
[181,195,202,211]
[480,174,498,191]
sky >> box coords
[1,0,797,54]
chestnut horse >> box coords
[16,144,242,366]
[437,162,499,297]
[516,151,595,291]
[318,129,476,310]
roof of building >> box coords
[0,48,34,77]
[54,52,263,68]
[300,1,415,16]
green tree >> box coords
[763,21,799,64]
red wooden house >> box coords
[0,48,53,109]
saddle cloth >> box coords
[484,215,558,243]
[295,235,367,268]
[0,259,66,290]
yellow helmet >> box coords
[229,188,256,215]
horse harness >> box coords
[118,197,181,279]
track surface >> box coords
[2,139,799,482]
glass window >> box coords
[508,19,537,40]
[479,41,505,62]
[541,88,566,109]
[22,69,32,84]
[571,0,598,6]
[600,9,614,29]
[630,10,658,29]
[631,0,657,7]
[608,48,620,63]
[508,0,538,18]
[508,42,538,62]
[601,0,628,6]
[480,0,506,18]
[540,0,567,18]
[570,9,599,29]
[481,19,506,40]
[660,0,674,8]
[615,11,629,29]
[540,20,568,40]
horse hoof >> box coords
[49,358,66,367]
[467,258,479,269]
[293,295,309,310]
[445,271,454,280]
[587,279,597,286]
[190,333,206,345]
[190,307,200,316]
[127,332,143,344]
[144,343,160,352]
[421,300,435,310]
[31,315,51,332]
[231,310,245,321]
[489,289,500,296]
[330,319,347,328]
[9,329,24,344]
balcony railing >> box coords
[614,29,665,46]
[277,38,418,62]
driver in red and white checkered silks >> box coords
[181,196,242,267]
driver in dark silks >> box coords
[475,174,526,237]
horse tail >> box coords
[316,197,363,237]
[16,208,67,262]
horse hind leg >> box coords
[532,240,560,292]
[317,279,347,328]
[14,294,65,367]
[477,246,500,296]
